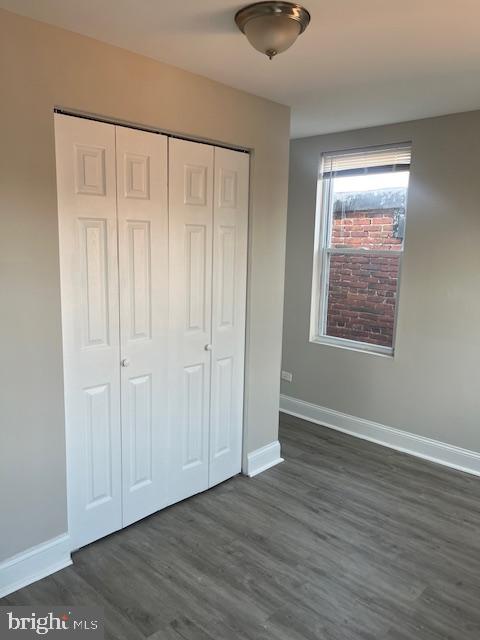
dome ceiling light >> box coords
[235,1,311,60]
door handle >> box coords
[121,358,130,367]
[204,344,212,351]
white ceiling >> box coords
[3,0,480,137]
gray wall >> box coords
[0,10,290,562]
[282,111,480,452]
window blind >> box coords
[321,145,411,178]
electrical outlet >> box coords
[281,370,293,383]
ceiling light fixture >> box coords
[235,1,310,60]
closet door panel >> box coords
[209,147,249,486]
[116,127,168,526]
[168,138,213,504]
[54,114,122,549]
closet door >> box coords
[116,127,169,526]
[168,138,214,503]
[209,147,249,486]
[54,114,122,548]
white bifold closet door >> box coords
[115,126,169,527]
[55,115,123,549]
[168,139,214,503]
[55,114,248,551]
[168,139,249,500]
[55,114,168,548]
[210,146,248,486]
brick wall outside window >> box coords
[325,192,405,348]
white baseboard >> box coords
[246,441,284,477]
[280,394,480,477]
[0,534,72,598]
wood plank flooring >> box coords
[3,412,480,639]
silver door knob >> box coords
[204,344,212,351]
[121,358,130,367]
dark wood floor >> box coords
[3,412,480,639]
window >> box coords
[311,144,411,355]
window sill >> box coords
[310,334,394,358]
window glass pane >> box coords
[329,171,408,251]
[326,253,400,348]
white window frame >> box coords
[309,144,411,357]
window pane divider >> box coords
[327,247,403,257]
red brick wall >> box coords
[326,209,402,347]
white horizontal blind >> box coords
[321,145,411,177]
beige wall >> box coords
[0,10,290,561]
[282,111,480,454]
